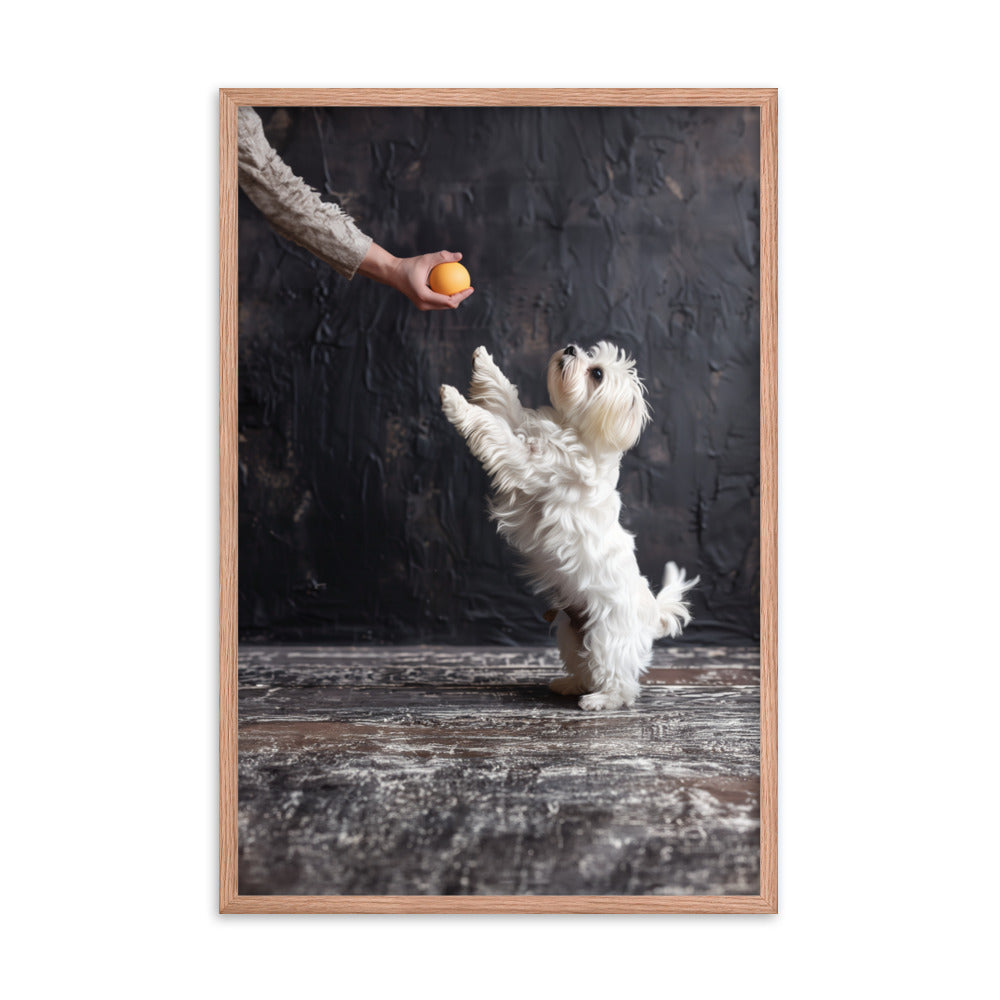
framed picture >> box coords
[220,88,777,913]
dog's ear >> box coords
[588,376,650,452]
[612,389,651,452]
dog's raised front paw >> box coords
[440,384,468,422]
[470,345,504,388]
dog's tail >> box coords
[655,561,699,639]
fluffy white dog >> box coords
[441,342,697,711]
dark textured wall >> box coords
[238,106,760,645]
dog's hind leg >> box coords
[575,617,650,711]
[548,613,590,696]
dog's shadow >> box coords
[421,678,625,716]
[392,673,577,711]
[485,682,575,709]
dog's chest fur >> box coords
[486,408,638,603]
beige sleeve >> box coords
[237,107,373,279]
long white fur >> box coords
[441,342,697,711]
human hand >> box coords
[358,244,474,311]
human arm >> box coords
[237,108,474,310]
[237,107,372,279]
[357,245,475,311]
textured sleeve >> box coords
[237,107,372,279]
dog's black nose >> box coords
[563,344,576,356]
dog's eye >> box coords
[590,368,603,383]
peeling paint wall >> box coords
[238,106,760,644]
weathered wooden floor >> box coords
[238,645,760,896]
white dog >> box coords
[440,342,697,711]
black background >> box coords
[238,106,760,644]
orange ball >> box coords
[428,261,471,296]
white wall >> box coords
[3,3,996,996]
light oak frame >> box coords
[220,88,778,914]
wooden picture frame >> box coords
[220,88,777,914]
